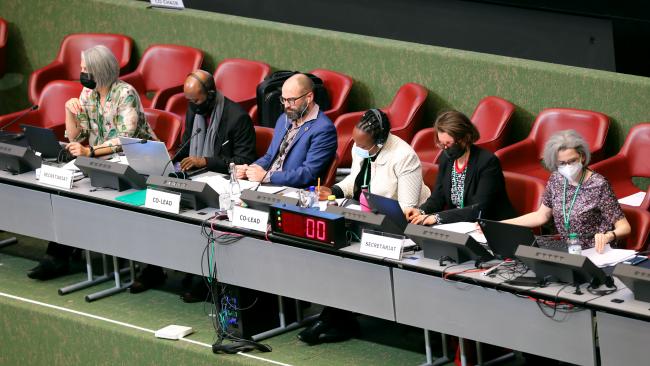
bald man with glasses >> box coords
[237,73,337,188]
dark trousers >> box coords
[45,242,74,260]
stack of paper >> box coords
[583,245,636,267]
[193,175,259,194]
[618,192,646,207]
[434,221,486,243]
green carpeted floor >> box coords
[0,231,526,366]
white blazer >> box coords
[335,134,430,209]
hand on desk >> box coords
[404,207,420,221]
[66,142,90,157]
[594,232,614,254]
[235,164,248,179]
[180,156,207,171]
[245,164,267,182]
[318,187,332,201]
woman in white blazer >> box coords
[318,109,430,208]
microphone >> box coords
[161,128,202,176]
[89,139,148,155]
[0,105,39,140]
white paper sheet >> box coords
[582,244,637,268]
[193,175,259,194]
[618,192,646,207]
[434,221,486,243]
[61,159,80,172]
[256,185,285,194]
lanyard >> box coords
[362,157,371,192]
[562,171,586,232]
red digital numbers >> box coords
[280,212,328,242]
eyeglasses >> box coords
[436,141,455,149]
[557,157,581,166]
[279,92,309,106]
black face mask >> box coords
[189,97,215,115]
[80,72,96,90]
[443,143,466,161]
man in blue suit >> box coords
[238,73,337,188]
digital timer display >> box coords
[270,204,348,249]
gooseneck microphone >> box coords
[89,139,148,156]
[0,105,39,140]
[161,128,202,176]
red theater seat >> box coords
[0,18,7,78]
[322,154,339,188]
[590,123,650,211]
[333,111,363,168]
[503,171,545,216]
[28,33,133,104]
[385,83,428,143]
[421,162,439,191]
[495,108,609,181]
[411,128,442,164]
[143,109,182,152]
[120,44,203,110]
[0,80,83,140]
[472,96,515,152]
[309,68,353,122]
[621,205,650,251]
[254,126,274,159]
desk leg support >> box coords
[0,236,17,249]
[59,252,128,295]
[420,330,452,366]
[251,296,318,341]
[85,257,134,302]
[475,341,517,366]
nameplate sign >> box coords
[232,206,269,232]
[39,164,73,189]
[360,231,404,260]
[145,188,181,214]
[150,0,185,9]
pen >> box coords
[222,140,230,146]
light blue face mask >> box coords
[352,144,377,159]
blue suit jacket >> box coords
[254,110,337,188]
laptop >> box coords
[362,191,409,235]
[119,137,176,177]
[21,125,71,160]
[478,219,567,259]
[478,219,536,259]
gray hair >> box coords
[542,129,591,171]
[81,45,119,89]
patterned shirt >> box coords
[73,80,156,150]
[450,160,467,208]
[266,104,320,182]
[542,171,625,249]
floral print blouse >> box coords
[72,80,156,150]
[542,170,624,249]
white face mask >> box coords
[558,162,583,181]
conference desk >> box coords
[0,169,395,322]
[2,167,650,365]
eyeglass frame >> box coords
[279,91,310,106]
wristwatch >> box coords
[89,145,95,157]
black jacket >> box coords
[175,97,256,174]
[420,144,516,223]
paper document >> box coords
[193,175,259,194]
[618,192,646,207]
[318,198,346,211]
[256,186,285,194]
[582,245,636,268]
[433,221,486,243]
[61,159,81,172]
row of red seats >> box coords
[1,31,648,248]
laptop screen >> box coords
[363,191,408,235]
[478,219,536,259]
[119,137,174,177]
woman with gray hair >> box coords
[504,129,630,252]
[27,46,157,281]
[63,45,156,157]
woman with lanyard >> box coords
[302,109,428,346]
[406,110,516,225]
[503,129,630,252]
[27,45,156,281]
[318,109,430,209]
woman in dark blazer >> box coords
[405,110,516,225]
